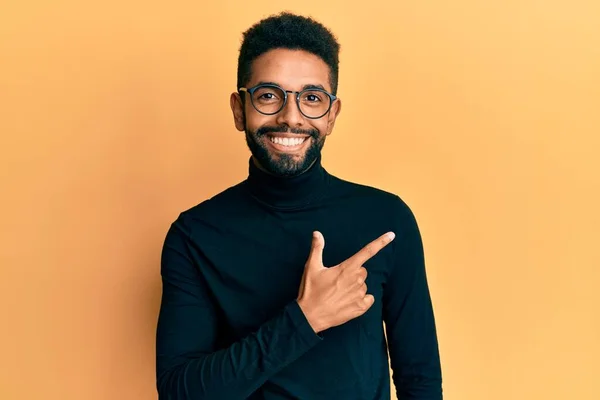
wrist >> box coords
[297,298,325,333]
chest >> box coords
[192,208,395,338]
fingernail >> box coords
[387,232,396,241]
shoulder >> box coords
[168,180,248,237]
[328,173,416,217]
[326,173,421,241]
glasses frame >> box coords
[238,83,337,120]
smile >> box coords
[268,136,308,147]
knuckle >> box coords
[358,299,369,311]
[365,244,375,257]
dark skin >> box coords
[230,48,342,177]
[229,48,395,333]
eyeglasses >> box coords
[238,83,337,119]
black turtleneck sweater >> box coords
[156,155,442,399]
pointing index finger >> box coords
[345,232,396,267]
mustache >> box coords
[255,125,319,139]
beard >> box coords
[245,124,326,177]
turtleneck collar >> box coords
[245,154,330,210]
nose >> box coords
[275,93,304,128]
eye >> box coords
[259,92,276,100]
[258,92,279,102]
[302,91,323,103]
[253,86,284,103]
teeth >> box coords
[269,136,306,146]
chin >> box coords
[246,131,323,177]
[264,155,307,176]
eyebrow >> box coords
[256,81,327,91]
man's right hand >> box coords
[296,230,396,334]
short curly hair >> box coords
[237,12,341,95]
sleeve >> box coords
[382,197,443,399]
[155,215,323,399]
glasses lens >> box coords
[299,89,331,118]
[251,86,285,114]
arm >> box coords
[383,197,443,399]
[156,215,322,399]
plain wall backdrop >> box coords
[1,1,599,399]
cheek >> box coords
[244,110,277,131]
[244,106,328,135]
[312,120,329,135]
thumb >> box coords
[307,231,325,268]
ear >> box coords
[325,97,342,136]
[230,92,245,131]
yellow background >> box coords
[1,1,599,399]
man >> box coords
[156,12,442,399]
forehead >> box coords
[248,48,331,91]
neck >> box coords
[250,156,318,178]
[245,154,329,210]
